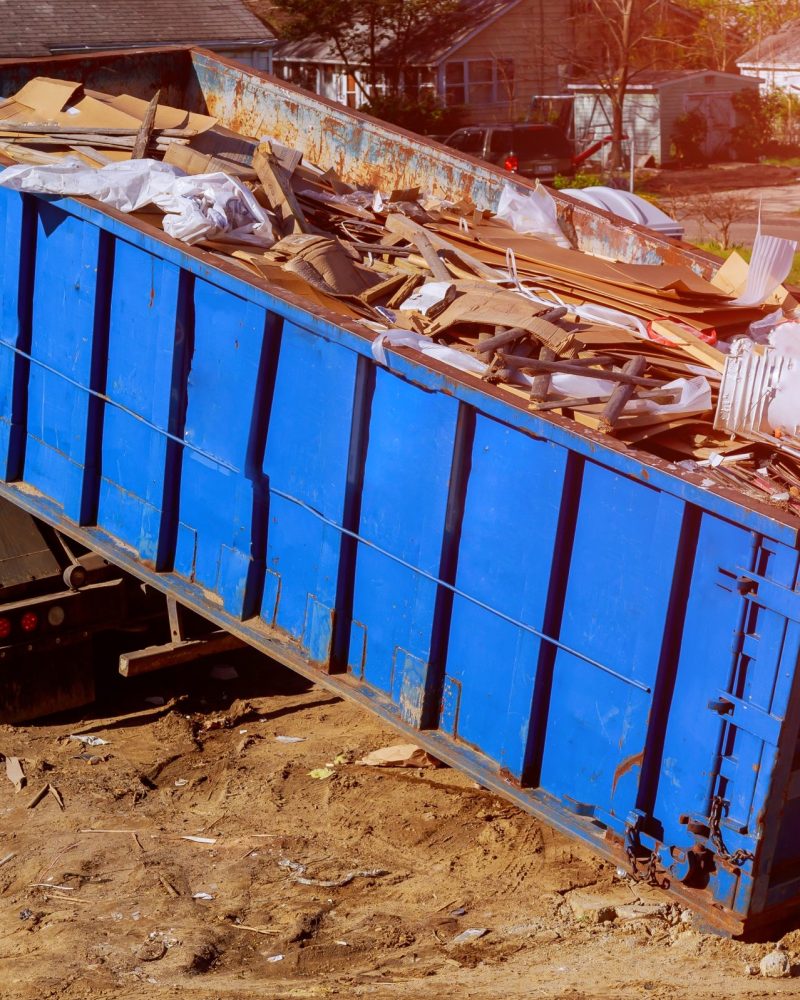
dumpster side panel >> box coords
[98,239,183,562]
[0,48,202,115]
[261,322,361,664]
[439,415,568,776]
[4,184,800,933]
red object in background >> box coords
[20,611,38,633]
[0,617,11,639]
[504,154,519,172]
[647,319,718,347]
[572,134,628,168]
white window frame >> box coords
[443,58,514,106]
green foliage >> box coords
[362,91,463,134]
[672,110,708,166]
[692,240,800,287]
[732,89,782,159]
[553,172,602,190]
[273,0,459,100]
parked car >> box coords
[442,123,574,181]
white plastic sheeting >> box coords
[0,158,275,246]
[495,182,571,248]
[715,324,800,439]
[559,186,684,239]
[732,230,797,307]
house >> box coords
[569,70,761,166]
[738,20,800,94]
[0,0,277,72]
[269,0,571,125]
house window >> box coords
[279,62,319,93]
[445,62,466,106]
[469,60,494,105]
[345,73,358,107]
[443,59,515,107]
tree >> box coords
[698,188,752,250]
[270,0,459,105]
[568,0,674,169]
[677,0,799,68]
[676,0,745,72]
[735,0,798,48]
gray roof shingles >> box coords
[0,0,275,58]
[738,20,800,67]
[273,0,517,66]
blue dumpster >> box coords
[1,47,799,936]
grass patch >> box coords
[691,240,800,287]
[762,156,800,169]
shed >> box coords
[568,70,761,166]
[737,20,800,94]
[0,0,277,72]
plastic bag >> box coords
[0,158,274,246]
[494,182,570,248]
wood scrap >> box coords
[132,89,160,159]
[253,141,309,235]
[3,73,796,509]
[528,347,556,409]
[600,357,647,433]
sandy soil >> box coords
[638,163,800,197]
[1,650,799,1000]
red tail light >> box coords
[504,154,519,172]
[0,617,11,639]
[20,612,38,633]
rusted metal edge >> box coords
[2,173,795,546]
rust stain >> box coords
[612,749,644,796]
[498,766,523,789]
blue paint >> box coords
[2,50,800,935]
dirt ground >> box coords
[1,650,800,1000]
[637,162,800,197]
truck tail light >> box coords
[0,617,11,639]
[47,605,66,627]
[504,154,519,172]
[20,612,38,633]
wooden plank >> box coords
[132,89,160,159]
[384,213,451,281]
[648,320,726,373]
[600,356,647,433]
[500,352,663,388]
[253,141,308,235]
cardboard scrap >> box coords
[357,744,443,769]
[13,77,82,117]
[4,72,800,511]
[5,756,25,792]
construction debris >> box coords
[2,76,800,511]
[278,857,389,888]
[357,744,444,768]
[5,756,26,792]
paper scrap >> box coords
[451,927,488,945]
[181,835,217,844]
[70,734,109,746]
[398,281,453,315]
[5,757,25,792]
[357,744,443,769]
